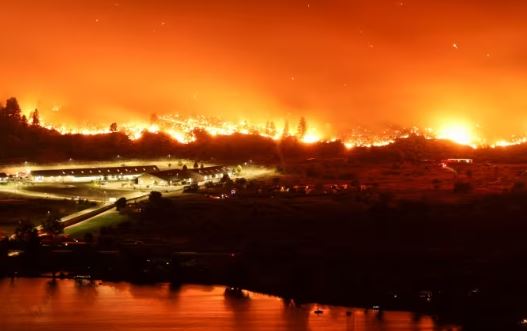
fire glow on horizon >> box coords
[3,1,527,147]
[31,111,527,150]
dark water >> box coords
[0,278,460,331]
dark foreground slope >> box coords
[4,191,527,329]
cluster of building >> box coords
[26,165,230,186]
[137,166,228,186]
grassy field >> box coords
[64,210,129,238]
[0,192,95,235]
[22,184,134,201]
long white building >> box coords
[31,165,159,183]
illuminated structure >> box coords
[440,159,474,169]
[31,165,159,183]
[442,159,473,165]
[137,166,229,186]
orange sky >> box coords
[1,0,527,139]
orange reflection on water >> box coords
[0,278,456,331]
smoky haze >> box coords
[1,0,527,139]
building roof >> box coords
[192,166,226,175]
[147,166,227,182]
[147,169,188,182]
[31,165,159,178]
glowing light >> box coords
[31,113,527,150]
[490,137,527,148]
[344,142,354,149]
[436,122,476,146]
[166,129,190,143]
[147,124,160,133]
[301,130,321,144]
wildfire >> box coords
[36,113,527,150]
[301,130,322,144]
[491,137,527,148]
[436,122,478,147]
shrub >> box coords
[453,181,473,193]
[512,181,526,192]
[115,197,127,211]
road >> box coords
[64,166,273,233]
[61,191,155,229]
[4,165,274,235]
[63,189,184,232]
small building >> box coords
[31,165,159,183]
[192,166,230,182]
[0,173,7,183]
[136,172,171,186]
[441,159,473,168]
[137,166,229,187]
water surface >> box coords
[0,278,459,331]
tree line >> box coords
[2,97,527,163]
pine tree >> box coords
[269,121,276,136]
[31,109,40,126]
[297,117,307,139]
[4,97,22,120]
[282,120,290,137]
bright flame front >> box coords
[436,122,477,146]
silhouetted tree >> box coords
[191,127,211,142]
[149,191,163,203]
[15,219,36,241]
[14,219,40,253]
[282,120,290,137]
[30,109,40,126]
[110,122,118,132]
[221,173,230,183]
[269,121,277,136]
[297,117,307,139]
[115,197,127,210]
[265,121,271,135]
[193,161,199,169]
[42,215,64,235]
[4,97,22,120]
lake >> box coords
[0,278,459,331]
